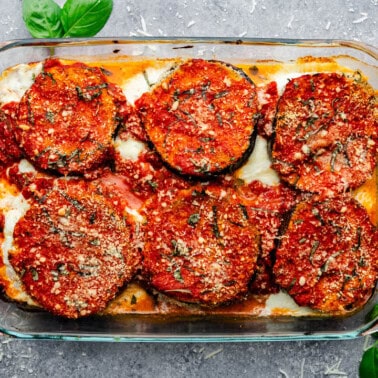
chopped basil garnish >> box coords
[188,213,200,227]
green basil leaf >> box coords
[367,304,378,322]
[22,0,64,38]
[359,344,378,378]
[61,0,113,37]
[366,304,378,340]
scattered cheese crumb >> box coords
[352,13,368,24]
[287,15,295,29]
[204,347,223,360]
[187,20,196,28]
[140,15,147,32]
[136,29,152,37]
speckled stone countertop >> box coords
[0,0,377,377]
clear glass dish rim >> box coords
[0,315,376,342]
[0,36,376,60]
[0,36,376,342]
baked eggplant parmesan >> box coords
[0,55,376,319]
[136,59,259,178]
[274,195,378,313]
[15,59,130,175]
[141,184,260,306]
[272,72,377,195]
[9,178,140,318]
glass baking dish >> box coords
[0,37,376,342]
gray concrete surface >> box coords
[0,0,377,377]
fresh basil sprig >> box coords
[359,304,378,378]
[22,0,113,38]
[360,342,378,378]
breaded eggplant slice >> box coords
[274,195,378,314]
[136,59,259,178]
[15,59,131,175]
[10,178,140,318]
[272,72,377,196]
[236,180,297,294]
[141,184,260,306]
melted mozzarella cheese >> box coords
[121,63,176,104]
[17,158,37,173]
[260,291,315,316]
[0,62,42,105]
[0,178,36,305]
[114,137,146,162]
[273,71,305,96]
[237,136,280,186]
[126,207,145,223]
